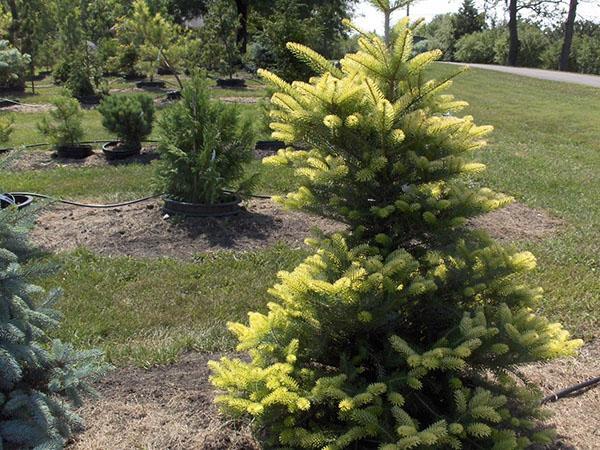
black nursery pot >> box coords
[55,144,93,159]
[75,94,103,105]
[163,194,242,217]
[216,78,246,89]
[123,73,145,81]
[166,90,182,101]
[0,194,33,210]
[255,140,285,152]
[136,80,166,89]
[102,141,141,160]
[157,67,178,75]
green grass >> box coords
[6,66,599,367]
[40,246,307,367]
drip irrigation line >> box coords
[0,98,42,108]
[541,376,600,404]
[8,189,273,210]
[11,192,163,209]
[0,139,159,154]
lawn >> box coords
[2,65,598,367]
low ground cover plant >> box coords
[156,74,256,205]
[99,93,154,151]
[37,97,85,148]
[210,10,582,450]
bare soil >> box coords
[471,202,564,242]
[69,353,259,450]
[71,343,599,449]
[31,199,344,259]
[5,147,159,171]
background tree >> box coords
[559,0,578,71]
[453,0,486,41]
[116,0,186,88]
[199,0,242,80]
[485,0,560,66]
[250,0,327,82]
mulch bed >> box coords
[524,340,600,450]
[70,343,600,449]
[31,199,344,259]
[5,147,160,171]
[470,202,565,242]
[69,353,259,450]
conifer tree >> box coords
[210,12,582,450]
[0,195,108,448]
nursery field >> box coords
[2,65,599,448]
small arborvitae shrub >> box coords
[156,74,256,204]
[99,94,154,151]
[210,15,582,450]
[0,203,109,448]
[37,97,85,148]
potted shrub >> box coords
[115,0,186,91]
[156,74,257,217]
[37,97,92,159]
[200,0,246,89]
[98,93,155,160]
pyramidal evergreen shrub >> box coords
[209,14,582,450]
[0,205,108,448]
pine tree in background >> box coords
[210,12,582,450]
[0,199,108,448]
[453,0,486,43]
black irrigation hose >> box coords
[12,192,164,209]
[9,189,273,210]
[541,376,600,404]
[0,139,160,154]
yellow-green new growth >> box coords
[210,17,582,450]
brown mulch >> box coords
[524,340,600,450]
[0,102,55,113]
[69,353,259,450]
[30,199,344,259]
[219,96,260,104]
[470,202,565,242]
[70,343,600,450]
[5,147,160,171]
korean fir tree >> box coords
[209,11,582,450]
[0,189,109,448]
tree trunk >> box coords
[234,0,249,54]
[384,10,391,46]
[559,0,578,71]
[5,0,19,44]
[507,0,519,66]
[30,59,35,95]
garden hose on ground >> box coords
[542,376,600,404]
[8,190,273,209]
[0,139,160,154]
[10,192,164,209]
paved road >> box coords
[444,62,600,88]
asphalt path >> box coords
[444,62,600,88]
